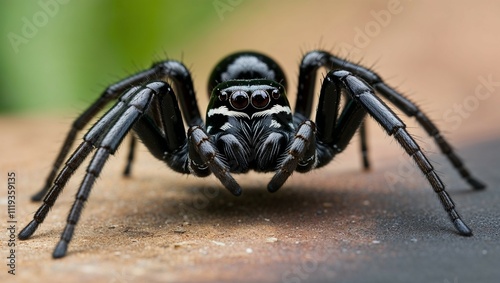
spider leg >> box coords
[19,82,174,258]
[31,60,202,201]
[374,82,485,190]
[324,69,472,236]
[131,83,190,173]
[19,86,142,240]
[187,126,242,196]
[313,76,368,168]
[323,91,370,169]
[359,121,370,169]
[122,135,137,176]
[268,120,317,192]
[271,56,371,189]
[295,53,372,170]
[296,50,485,190]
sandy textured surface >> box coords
[2,1,500,282]
[2,119,499,283]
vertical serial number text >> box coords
[7,172,16,275]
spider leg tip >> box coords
[122,165,133,177]
[231,188,242,196]
[122,172,132,178]
[454,219,473,237]
[267,172,288,193]
[225,181,242,196]
[467,177,486,191]
[18,220,39,240]
[30,189,47,202]
[53,241,69,259]
[267,183,281,193]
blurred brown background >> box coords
[1,1,499,282]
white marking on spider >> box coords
[269,119,281,128]
[251,105,291,119]
[207,106,250,119]
[221,56,275,82]
[220,122,233,131]
[222,85,278,93]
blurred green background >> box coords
[3,0,499,139]
[0,0,220,114]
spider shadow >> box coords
[115,172,366,231]
[117,169,456,239]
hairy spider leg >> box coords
[18,86,143,243]
[133,86,241,195]
[313,72,368,167]
[296,50,485,190]
[295,51,370,169]
[267,120,317,192]
[31,60,203,201]
[19,81,183,258]
[323,70,472,236]
[187,126,242,196]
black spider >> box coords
[19,50,485,258]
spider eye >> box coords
[219,91,228,101]
[251,90,270,109]
[230,90,249,110]
[271,89,280,100]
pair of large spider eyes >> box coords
[219,89,280,110]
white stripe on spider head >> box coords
[251,105,291,119]
[207,104,291,120]
[207,106,250,119]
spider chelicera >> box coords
[19,50,485,258]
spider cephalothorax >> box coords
[19,50,485,258]
[206,79,294,174]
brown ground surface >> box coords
[2,1,500,282]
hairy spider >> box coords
[19,50,485,258]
